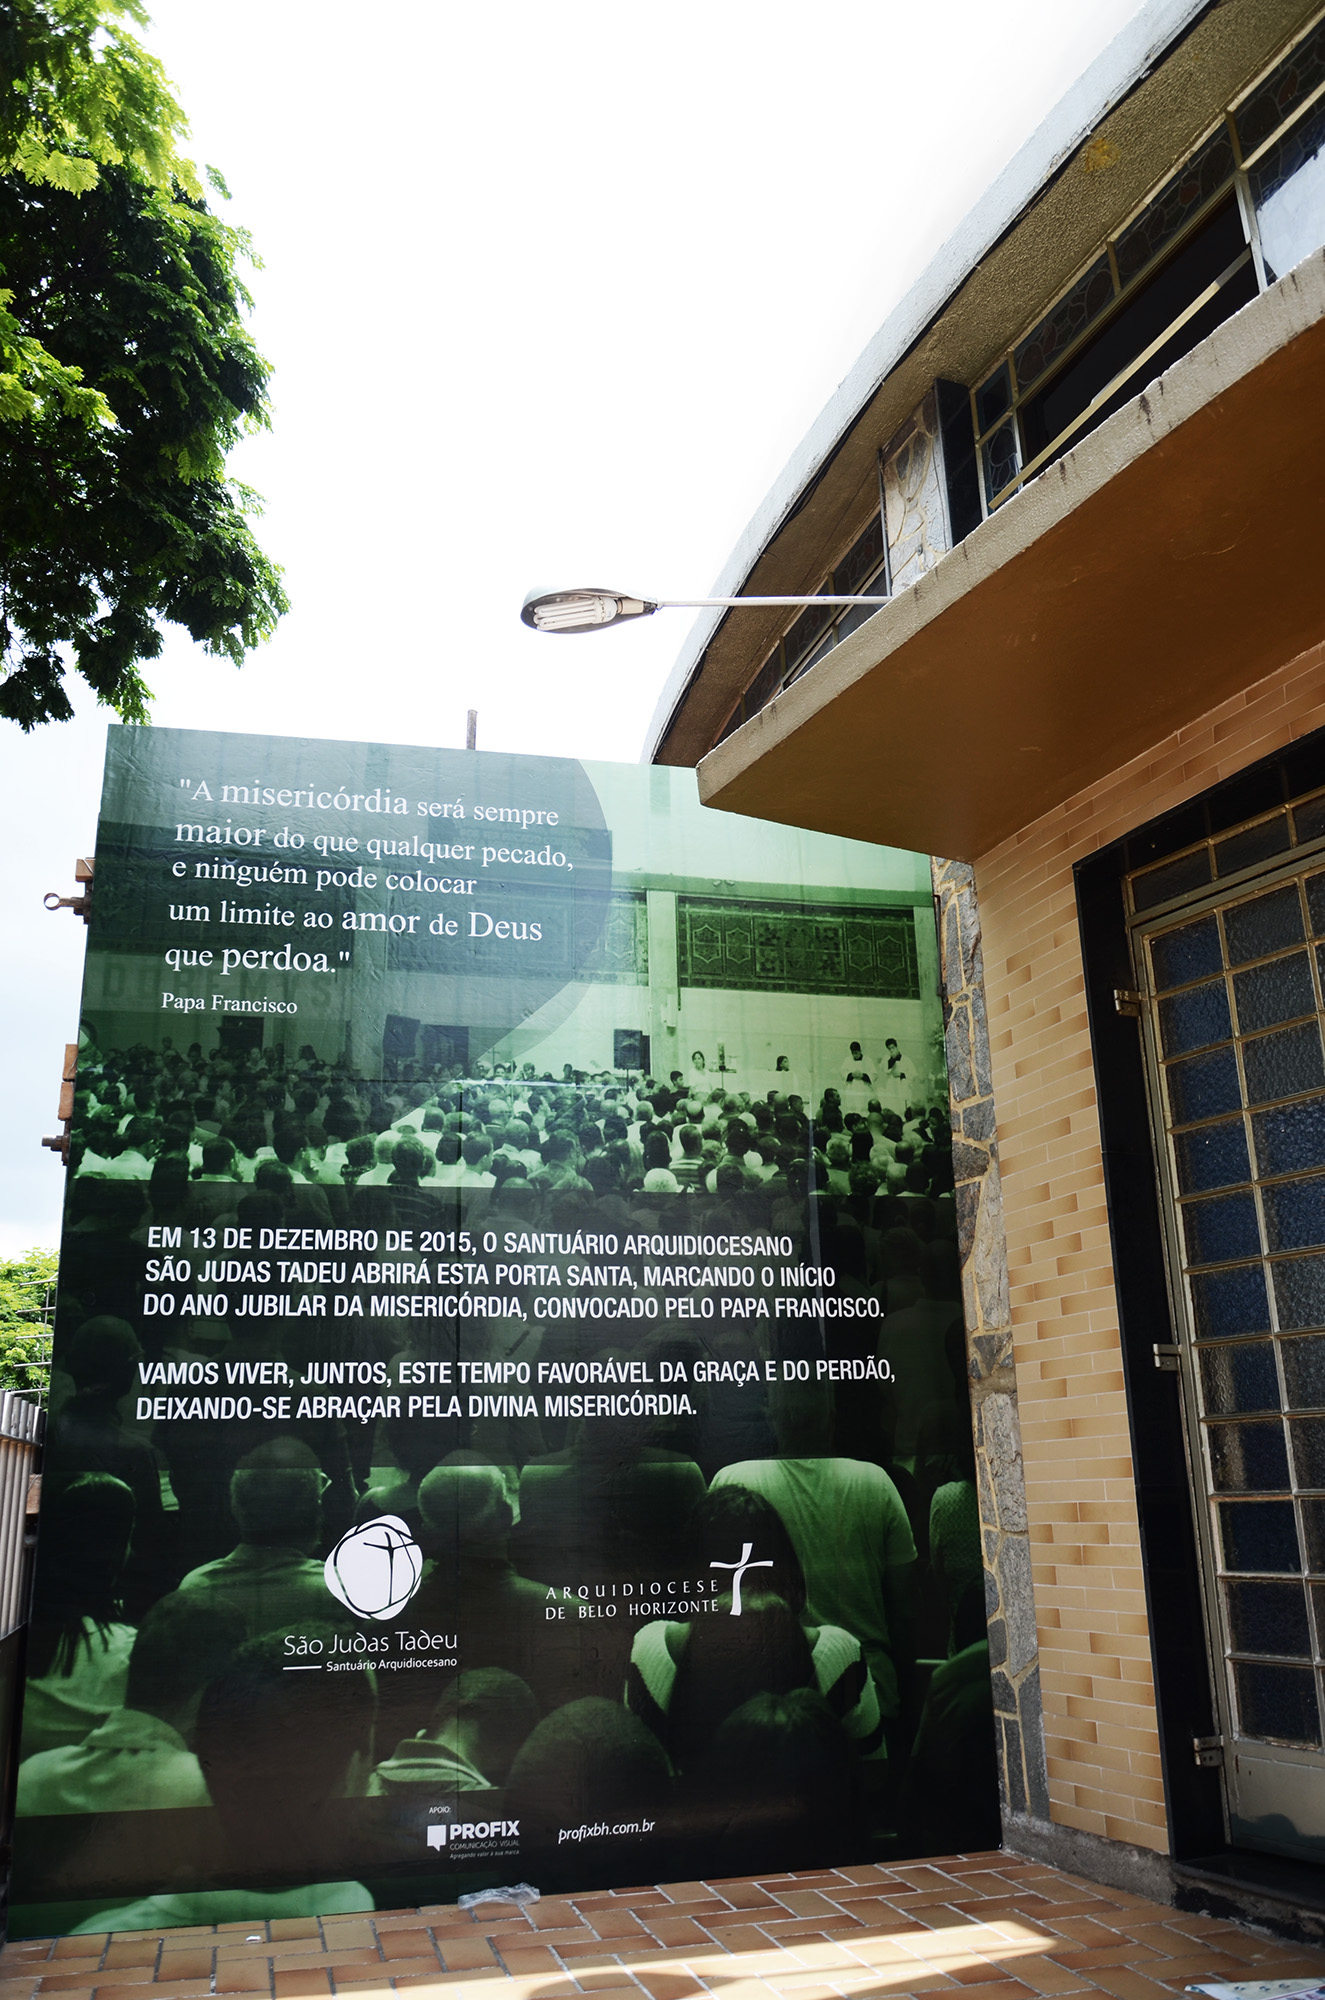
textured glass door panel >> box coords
[1218,817,1293,879]
[1200,1342,1281,1416]
[1192,1265,1272,1339]
[1208,1421,1291,1491]
[1219,1500,1302,1571]
[1152,916,1224,988]
[1282,1337,1325,1409]
[1182,1192,1261,1265]
[1298,799,1325,845]
[1273,1257,1325,1334]
[1300,1499,1325,1572]
[1233,1660,1321,1744]
[1135,849,1212,910]
[1263,1178,1325,1251]
[1289,1418,1325,1490]
[1254,1099,1325,1179]
[1306,873,1325,937]
[1160,982,1233,1055]
[1242,1023,1325,1107]
[1225,1578,1312,1656]
[1224,887,1306,964]
[1234,954,1316,1033]
[1176,1120,1252,1193]
[1167,1048,1243,1124]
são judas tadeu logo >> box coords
[324,1515,424,1621]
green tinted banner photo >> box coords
[10,725,996,1936]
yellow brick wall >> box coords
[973,640,1325,1852]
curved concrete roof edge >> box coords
[641,0,1212,765]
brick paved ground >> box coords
[2,1852,1323,2000]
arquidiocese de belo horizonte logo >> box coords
[324,1516,424,1621]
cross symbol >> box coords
[364,1531,404,1596]
[710,1540,773,1616]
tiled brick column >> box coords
[961,641,1325,1866]
[933,855,1051,1830]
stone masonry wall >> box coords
[932,854,1050,1829]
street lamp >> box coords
[520,585,892,634]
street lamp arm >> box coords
[521,585,891,634]
[654,596,891,608]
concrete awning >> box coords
[695,251,1325,862]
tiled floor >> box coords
[2,1853,1324,2000]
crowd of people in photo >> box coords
[20,1028,996,1927]
[67,1031,946,1214]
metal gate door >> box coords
[1137,851,1325,1862]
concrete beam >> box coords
[696,251,1325,861]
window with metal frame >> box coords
[714,10,1325,751]
[973,7,1325,513]
[714,512,889,744]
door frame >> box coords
[1126,841,1325,1859]
[1073,728,1325,1868]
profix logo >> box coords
[710,1541,771,1615]
[427,1818,518,1849]
[324,1515,423,1622]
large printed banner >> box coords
[12,726,997,1935]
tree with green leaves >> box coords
[0,0,287,727]
[0,1247,56,1401]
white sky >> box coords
[0,0,1149,1252]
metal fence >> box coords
[0,1393,42,1640]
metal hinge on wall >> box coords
[1193,1733,1225,1767]
[41,1041,78,1166]
[1115,988,1143,1017]
[1153,1344,1181,1371]
[43,856,93,923]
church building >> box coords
[648,0,1325,1926]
